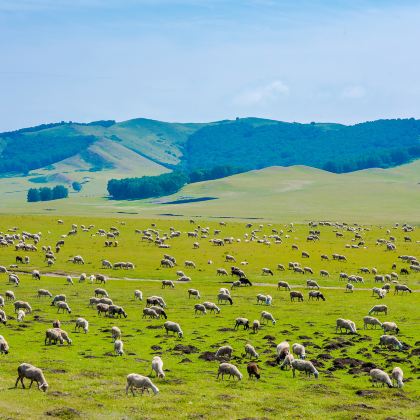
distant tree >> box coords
[72,181,82,192]
[52,185,68,199]
[39,187,52,201]
[27,188,40,202]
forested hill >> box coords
[0,117,419,176]
[183,118,420,173]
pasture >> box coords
[0,215,419,419]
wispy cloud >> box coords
[234,80,289,106]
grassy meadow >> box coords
[0,215,419,419]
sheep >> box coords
[57,301,71,314]
[244,343,259,359]
[336,318,357,334]
[0,309,7,325]
[379,335,403,350]
[32,270,41,280]
[394,284,412,295]
[203,302,220,314]
[114,339,124,356]
[217,363,242,380]
[256,294,267,304]
[260,311,276,325]
[194,304,206,315]
[75,317,89,333]
[290,291,304,302]
[95,274,107,284]
[219,288,230,296]
[149,306,168,319]
[320,270,329,277]
[134,290,143,300]
[8,274,19,287]
[162,280,175,289]
[382,322,399,334]
[188,289,200,299]
[164,321,183,338]
[276,341,290,363]
[277,281,291,291]
[225,255,236,262]
[372,287,386,299]
[95,288,108,297]
[66,275,74,285]
[89,275,96,284]
[308,291,326,301]
[146,296,167,308]
[265,295,272,305]
[234,317,249,330]
[14,301,32,313]
[79,273,86,283]
[15,363,48,392]
[0,335,9,354]
[291,359,319,379]
[346,283,354,293]
[45,328,64,345]
[184,260,196,268]
[108,305,128,318]
[368,305,388,316]
[37,289,52,298]
[111,326,121,341]
[0,295,4,307]
[217,293,233,305]
[55,328,72,345]
[176,270,185,277]
[17,309,26,322]
[5,290,15,301]
[217,268,228,276]
[143,308,159,319]
[391,367,404,388]
[53,320,61,329]
[292,343,306,359]
[363,316,382,329]
[279,353,295,370]
[252,319,260,333]
[262,268,274,276]
[247,362,261,379]
[151,356,165,378]
[306,280,320,289]
[215,345,233,360]
[126,374,159,396]
[369,368,393,388]
[51,294,66,306]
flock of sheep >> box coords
[0,218,418,399]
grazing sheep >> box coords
[0,335,10,354]
[32,270,41,280]
[0,309,7,325]
[368,305,388,316]
[15,363,48,392]
[108,305,127,318]
[75,317,89,333]
[391,367,404,388]
[17,309,25,322]
[114,339,124,356]
[79,273,86,283]
[203,302,220,314]
[162,280,175,289]
[244,343,259,359]
[51,294,66,306]
[256,294,267,304]
[184,260,196,268]
[5,290,15,301]
[146,296,167,308]
[95,288,108,297]
[66,275,74,285]
[276,341,290,363]
[260,311,276,325]
[382,322,399,334]
[234,317,249,330]
[57,301,71,314]
[217,363,242,380]
[151,356,165,378]
[219,288,230,296]
[308,291,326,301]
[252,319,260,333]
[379,335,403,350]
[143,308,159,319]
[291,359,319,379]
[247,362,261,379]
[277,281,291,291]
[45,328,64,345]
[55,328,72,345]
[369,368,393,388]
[194,304,206,315]
[372,287,387,299]
[188,289,200,299]
[279,353,295,370]
[290,291,304,302]
[320,270,329,277]
[262,268,274,276]
[394,284,412,295]
[215,345,233,360]
[149,306,167,319]
[306,280,320,289]
[111,326,121,341]
[0,295,4,307]
[164,321,183,338]
[134,290,143,300]
[126,374,159,396]
[363,316,382,329]
[14,301,32,314]
[217,293,233,305]
[95,274,107,284]
[292,343,306,359]
[37,289,52,298]
[346,283,354,293]
[336,318,357,334]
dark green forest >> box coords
[27,185,69,202]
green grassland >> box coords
[0,215,419,419]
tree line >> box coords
[27,185,69,202]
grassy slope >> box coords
[0,216,418,419]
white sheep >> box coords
[56,301,72,314]
[336,318,357,334]
[134,290,143,300]
[260,311,276,325]
[252,320,260,334]
[292,343,306,359]
[363,316,382,330]
[379,335,403,350]
[291,359,319,379]
[369,368,392,388]
[164,321,183,338]
[45,328,64,345]
[111,326,121,341]
[276,341,290,363]
[217,363,243,380]
[279,353,295,370]
[37,289,52,298]
[66,275,74,285]
[151,356,165,378]
[114,339,124,355]
[15,363,48,392]
[17,309,26,322]
[0,309,7,325]
[215,345,233,359]
[368,305,388,315]
[244,343,259,359]
[0,335,9,354]
[382,322,400,334]
[203,302,220,314]
[194,304,206,315]
[126,374,159,396]
[75,317,89,333]
[391,367,404,388]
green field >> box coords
[0,215,419,419]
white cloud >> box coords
[341,85,366,99]
[234,80,289,106]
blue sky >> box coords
[1,0,420,131]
